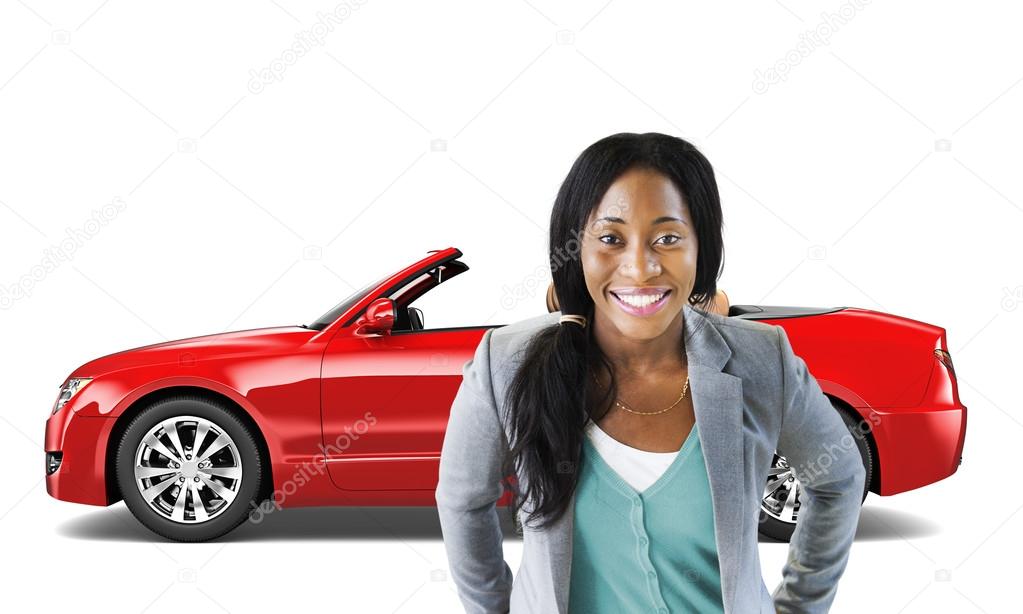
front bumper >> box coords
[45,409,117,506]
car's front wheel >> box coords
[115,395,264,541]
[758,406,873,542]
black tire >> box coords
[758,406,873,542]
[115,395,264,542]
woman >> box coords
[436,132,865,614]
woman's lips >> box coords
[610,289,672,317]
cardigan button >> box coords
[647,570,656,579]
[639,536,648,546]
[633,498,641,507]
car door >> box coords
[320,325,491,490]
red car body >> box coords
[46,247,967,515]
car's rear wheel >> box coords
[758,406,873,542]
[115,395,263,541]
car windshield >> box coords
[306,274,390,330]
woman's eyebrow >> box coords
[596,215,687,226]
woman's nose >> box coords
[619,247,661,279]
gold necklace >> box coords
[590,366,689,416]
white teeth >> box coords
[615,293,665,307]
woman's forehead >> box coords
[591,170,688,220]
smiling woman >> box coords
[436,132,866,614]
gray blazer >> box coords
[436,303,866,613]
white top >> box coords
[584,419,680,493]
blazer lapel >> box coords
[548,304,744,614]
[683,303,744,613]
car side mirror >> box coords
[355,298,396,335]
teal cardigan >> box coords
[568,423,725,613]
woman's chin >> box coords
[604,306,681,339]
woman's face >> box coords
[581,167,698,341]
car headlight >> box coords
[52,378,91,415]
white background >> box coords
[2,1,1021,612]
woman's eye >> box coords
[599,234,682,246]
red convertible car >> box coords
[45,247,967,541]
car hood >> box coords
[71,326,319,377]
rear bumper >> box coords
[872,402,967,496]
[45,411,116,506]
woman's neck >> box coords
[593,315,687,376]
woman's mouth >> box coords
[610,289,672,317]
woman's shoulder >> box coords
[700,310,785,389]
[486,311,561,366]
[490,311,561,342]
[705,310,779,341]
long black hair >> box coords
[500,132,724,530]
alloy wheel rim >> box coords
[760,454,801,525]
[133,415,243,524]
